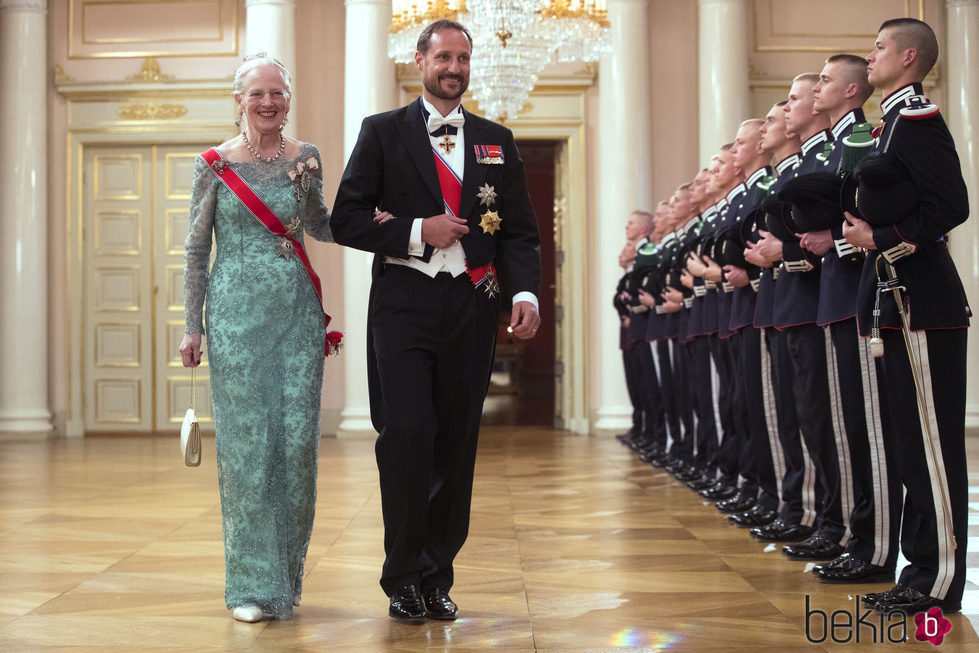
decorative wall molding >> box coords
[53,64,75,84]
[126,58,174,83]
[68,0,239,59]
[0,0,47,12]
[117,103,188,120]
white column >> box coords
[945,0,979,428]
[697,0,749,165]
[338,0,396,437]
[0,0,51,438]
[245,0,297,137]
[594,0,651,432]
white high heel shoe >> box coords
[232,605,264,623]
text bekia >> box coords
[805,595,907,644]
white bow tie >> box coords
[427,111,465,135]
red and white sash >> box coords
[430,145,497,293]
[200,148,335,356]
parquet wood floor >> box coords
[1,428,977,651]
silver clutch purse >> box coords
[180,367,202,467]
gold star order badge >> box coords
[480,209,502,235]
[477,183,497,207]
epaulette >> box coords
[899,95,940,120]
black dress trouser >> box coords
[368,265,498,595]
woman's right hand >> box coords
[179,333,203,367]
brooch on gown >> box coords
[276,217,302,259]
[287,156,319,202]
[210,159,229,175]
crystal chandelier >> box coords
[389,1,611,121]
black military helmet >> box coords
[760,195,797,241]
[777,172,844,232]
[841,152,916,227]
[634,242,660,270]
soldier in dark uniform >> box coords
[682,155,729,491]
[746,101,817,544]
[637,203,683,465]
[794,53,902,584]
[662,183,703,474]
[715,119,781,528]
[667,180,710,480]
[843,18,971,614]
[691,142,751,501]
[765,74,848,563]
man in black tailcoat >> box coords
[331,19,541,622]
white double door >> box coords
[82,143,213,433]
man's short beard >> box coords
[425,74,468,101]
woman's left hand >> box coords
[179,333,203,367]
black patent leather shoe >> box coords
[638,444,664,463]
[422,587,459,621]
[872,585,961,614]
[700,481,737,501]
[389,584,426,623]
[715,492,755,514]
[751,519,814,542]
[728,503,776,528]
[861,584,907,607]
[782,534,844,560]
[673,466,701,482]
[648,452,669,468]
[615,429,635,443]
[686,473,717,491]
[815,555,894,584]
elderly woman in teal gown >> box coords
[179,53,335,623]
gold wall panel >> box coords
[69,0,239,59]
[165,209,190,256]
[168,377,213,423]
[95,210,142,256]
[165,153,198,199]
[94,154,142,200]
[95,323,141,367]
[165,265,184,311]
[94,379,142,423]
[95,267,141,311]
[753,0,925,53]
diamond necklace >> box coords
[242,129,285,163]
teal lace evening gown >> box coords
[184,142,333,619]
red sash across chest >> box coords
[200,148,333,356]
[431,147,462,216]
